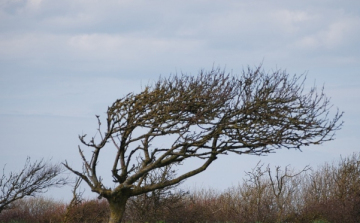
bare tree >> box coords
[64,66,343,223]
[267,164,310,222]
[0,157,67,213]
[239,162,272,222]
[63,177,84,223]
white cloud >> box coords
[323,17,360,48]
[271,10,315,34]
[27,0,43,8]
[68,33,123,52]
[1,1,359,71]
[293,15,360,50]
[66,33,205,65]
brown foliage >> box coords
[64,199,109,223]
[123,189,188,223]
[0,153,359,222]
[300,153,360,223]
[0,197,65,223]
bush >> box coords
[0,196,65,223]
[300,153,360,223]
[64,199,109,223]
[1,153,359,223]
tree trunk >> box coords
[107,195,129,223]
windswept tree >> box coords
[0,157,67,213]
[64,66,343,223]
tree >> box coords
[64,66,343,223]
[0,157,67,213]
[63,177,84,223]
[266,164,310,222]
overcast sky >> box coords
[1,0,359,201]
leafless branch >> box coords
[63,65,343,223]
[0,157,68,213]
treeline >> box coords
[1,153,359,223]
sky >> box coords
[1,0,359,201]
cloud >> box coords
[1,1,358,60]
[0,1,359,77]
[67,33,203,59]
[27,0,43,9]
[295,16,360,50]
[270,10,315,34]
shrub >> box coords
[0,196,65,223]
[64,199,109,223]
[1,153,359,223]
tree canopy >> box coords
[64,66,343,223]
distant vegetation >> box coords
[1,153,359,223]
